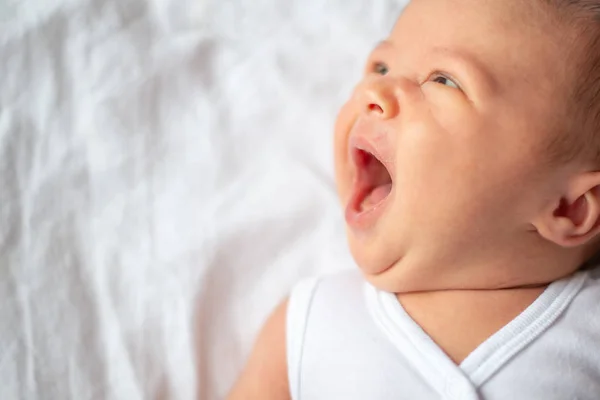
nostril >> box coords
[368,104,384,114]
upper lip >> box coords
[348,133,395,182]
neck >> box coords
[397,283,548,364]
[477,233,584,290]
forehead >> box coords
[393,0,560,47]
[389,0,580,99]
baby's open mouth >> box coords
[350,148,393,214]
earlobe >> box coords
[534,173,600,248]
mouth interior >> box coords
[353,149,393,213]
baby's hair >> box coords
[542,1,600,164]
[542,1,600,266]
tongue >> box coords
[360,183,392,211]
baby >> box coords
[229,0,600,398]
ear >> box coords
[533,171,600,248]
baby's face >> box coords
[334,0,582,291]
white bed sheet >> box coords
[0,0,407,398]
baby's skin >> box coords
[228,0,600,398]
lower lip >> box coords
[344,187,392,231]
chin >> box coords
[346,236,413,293]
[346,231,394,274]
[351,247,442,294]
[362,271,404,293]
[361,266,428,294]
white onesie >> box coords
[286,268,600,400]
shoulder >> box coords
[287,269,366,343]
[227,299,290,400]
[287,269,365,328]
[290,269,364,306]
[227,270,366,400]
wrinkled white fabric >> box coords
[0,0,407,399]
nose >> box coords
[358,77,400,119]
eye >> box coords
[373,62,389,76]
[430,73,460,89]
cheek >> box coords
[394,118,459,194]
[422,86,471,130]
[388,117,491,233]
[399,138,535,237]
